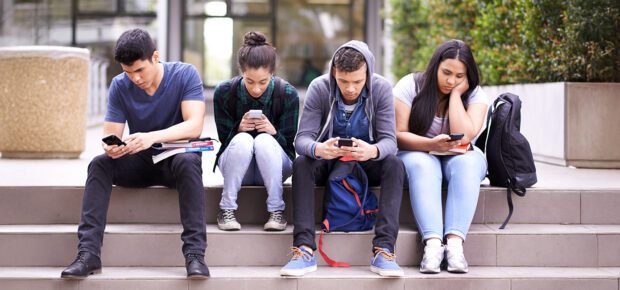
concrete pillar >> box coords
[0,46,90,158]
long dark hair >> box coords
[237,31,276,73]
[408,39,480,135]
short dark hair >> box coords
[237,31,277,73]
[114,28,156,65]
[333,47,366,72]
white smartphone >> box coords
[248,109,262,119]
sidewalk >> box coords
[1,108,619,189]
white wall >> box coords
[482,83,566,165]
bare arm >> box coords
[124,100,206,154]
[447,80,488,144]
[102,121,126,159]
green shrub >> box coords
[390,0,478,80]
[390,0,430,79]
[473,0,527,84]
[390,0,620,84]
[563,0,620,81]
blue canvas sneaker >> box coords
[280,246,317,277]
[370,247,404,277]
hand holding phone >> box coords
[337,138,353,147]
[102,134,126,146]
[248,109,262,119]
[447,133,464,141]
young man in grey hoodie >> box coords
[280,40,405,277]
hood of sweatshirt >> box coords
[328,40,376,103]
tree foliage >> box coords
[390,0,620,84]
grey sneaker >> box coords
[445,244,468,273]
[217,209,241,231]
[420,244,444,274]
[264,210,287,231]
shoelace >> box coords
[288,247,312,261]
[372,247,396,262]
[269,211,284,223]
[186,253,205,264]
[74,252,89,264]
[221,210,236,222]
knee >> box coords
[253,133,278,153]
[254,133,277,145]
[446,152,486,179]
[382,154,404,172]
[399,151,436,172]
[293,155,315,172]
[171,153,202,173]
[88,154,113,173]
[228,132,254,151]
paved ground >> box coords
[1,109,619,189]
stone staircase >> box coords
[1,184,620,289]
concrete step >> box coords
[1,224,619,268]
[0,266,618,290]
[1,186,619,225]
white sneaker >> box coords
[217,209,241,231]
[445,244,468,273]
[420,244,444,274]
[264,210,287,231]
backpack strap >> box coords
[318,220,350,268]
[413,72,422,95]
[499,182,514,229]
[227,76,243,121]
[272,77,286,121]
[499,179,527,229]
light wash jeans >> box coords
[218,132,292,212]
[398,148,487,241]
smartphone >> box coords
[248,109,262,119]
[102,134,126,146]
[337,138,353,147]
[448,133,464,141]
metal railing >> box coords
[87,56,109,126]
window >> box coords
[183,0,365,87]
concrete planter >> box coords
[483,82,620,169]
[0,46,90,159]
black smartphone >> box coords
[337,138,353,147]
[448,133,464,141]
[102,134,126,146]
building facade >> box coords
[0,0,385,88]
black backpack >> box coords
[475,93,537,229]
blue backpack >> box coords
[319,160,378,267]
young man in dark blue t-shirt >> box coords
[61,28,209,279]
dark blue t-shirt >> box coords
[105,62,204,134]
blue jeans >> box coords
[398,148,487,241]
[218,132,292,212]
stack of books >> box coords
[151,138,216,164]
[429,143,471,156]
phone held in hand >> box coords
[102,134,126,146]
[337,138,353,147]
[248,109,262,119]
[448,133,464,141]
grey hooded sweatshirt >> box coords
[294,40,397,160]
